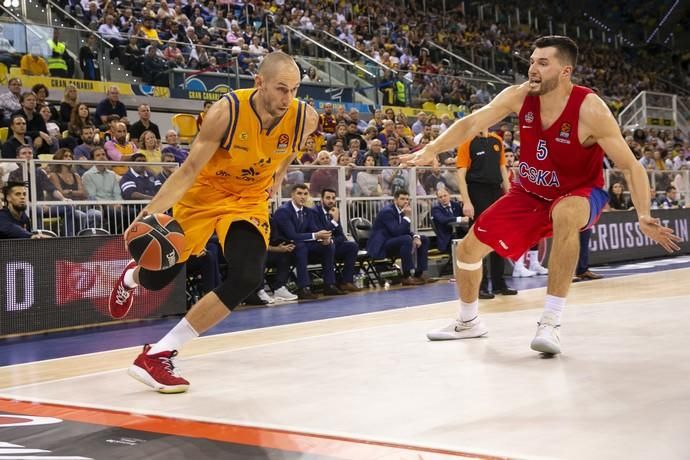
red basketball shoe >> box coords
[108,260,137,319]
[128,345,190,393]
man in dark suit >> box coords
[313,188,361,292]
[272,184,346,300]
[366,189,430,285]
[431,187,468,253]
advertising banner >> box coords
[0,236,185,336]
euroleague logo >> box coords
[276,133,289,151]
[557,122,572,144]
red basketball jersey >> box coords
[516,85,604,200]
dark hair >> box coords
[19,91,36,104]
[31,83,49,97]
[534,35,578,67]
[9,113,26,131]
[2,181,27,201]
[291,183,308,193]
[394,188,409,198]
[666,186,677,193]
[321,187,337,198]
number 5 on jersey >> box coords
[536,140,549,160]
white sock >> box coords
[529,251,540,267]
[148,318,199,354]
[542,295,565,324]
[514,254,525,269]
[123,267,138,289]
[459,300,479,322]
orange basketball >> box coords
[125,213,185,271]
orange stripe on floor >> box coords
[0,398,509,459]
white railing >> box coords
[9,161,689,238]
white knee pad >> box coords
[456,259,482,271]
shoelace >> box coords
[115,285,132,305]
[454,316,477,331]
[158,351,182,377]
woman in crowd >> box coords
[68,103,92,138]
[32,84,60,123]
[356,154,383,197]
[608,181,633,211]
[48,148,102,230]
[137,130,162,173]
[60,84,78,125]
[38,104,61,152]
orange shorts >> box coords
[172,182,271,262]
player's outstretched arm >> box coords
[401,84,525,166]
[271,105,319,196]
[586,95,681,253]
[141,98,230,216]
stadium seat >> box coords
[422,101,436,112]
[171,114,198,144]
[0,127,7,142]
[447,104,459,115]
[348,217,402,287]
[435,103,449,113]
[32,229,58,238]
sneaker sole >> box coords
[530,338,561,354]
[128,365,189,394]
[427,328,489,341]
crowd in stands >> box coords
[17,0,674,113]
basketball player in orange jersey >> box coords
[403,36,680,354]
[108,52,319,393]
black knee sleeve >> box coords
[138,262,185,291]
[213,221,267,310]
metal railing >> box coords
[8,159,689,239]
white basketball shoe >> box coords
[529,262,549,275]
[530,312,561,354]
[426,316,488,341]
[513,264,536,278]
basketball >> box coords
[125,213,185,271]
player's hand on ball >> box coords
[639,215,681,253]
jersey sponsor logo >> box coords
[277,134,289,150]
[524,112,534,124]
[498,240,509,250]
[239,131,249,141]
[475,150,486,156]
[493,144,500,152]
[518,162,561,188]
[216,170,231,177]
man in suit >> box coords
[367,189,430,285]
[431,186,468,253]
[272,183,346,299]
[313,188,361,292]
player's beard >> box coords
[12,203,27,213]
[528,75,559,96]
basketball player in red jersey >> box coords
[402,36,680,354]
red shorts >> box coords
[473,185,609,260]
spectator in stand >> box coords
[349,107,368,132]
[155,151,177,186]
[37,104,61,154]
[162,129,189,164]
[163,39,182,63]
[141,17,163,45]
[659,185,682,209]
[130,104,160,143]
[19,46,49,76]
[413,123,433,145]
[60,84,78,126]
[73,125,96,174]
[32,84,59,123]
[376,119,397,145]
[137,130,162,173]
[319,102,337,134]
[101,115,121,143]
[309,150,338,197]
[104,122,137,175]
[95,86,128,127]
[314,188,362,292]
[68,103,93,139]
[607,181,632,211]
[79,34,100,81]
[47,28,71,78]
[142,44,170,86]
[272,184,346,300]
[302,67,320,83]
[0,181,52,239]
[9,145,76,235]
[360,139,389,166]
[48,148,102,229]
[344,120,365,147]
[123,36,145,75]
[2,114,32,159]
[0,78,22,122]
[196,101,212,131]
[82,146,124,233]
[423,161,448,194]
[325,122,347,151]
[411,111,428,135]
[355,154,383,197]
[119,152,161,201]
[367,189,431,285]
[14,92,51,155]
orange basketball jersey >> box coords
[195,88,308,198]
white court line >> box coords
[0,393,551,460]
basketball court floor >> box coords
[1,259,689,459]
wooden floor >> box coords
[1,269,689,459]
